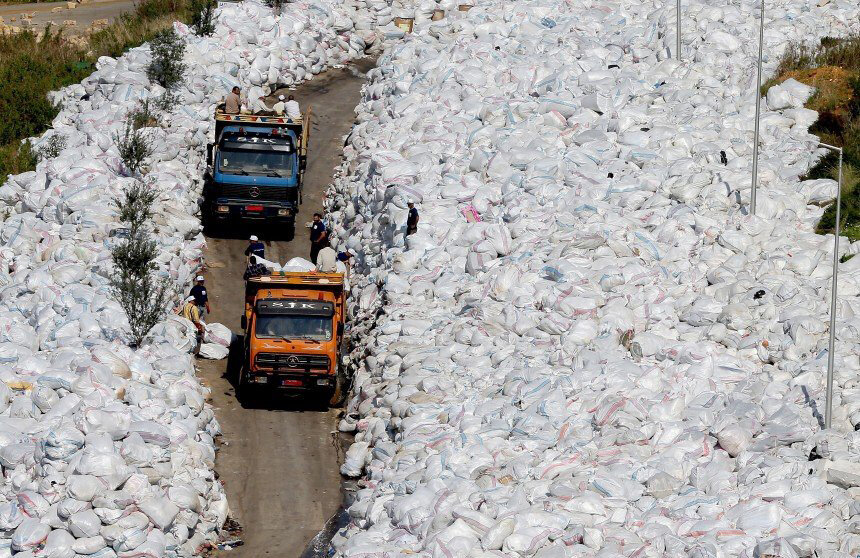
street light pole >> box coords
[676,0,681,60]
[750,0,765,215]
[821,142,843,430]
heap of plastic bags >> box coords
[0,0,380,555]
[325,0,860,556]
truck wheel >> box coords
[236,368,253,404]
[328,367,348,407]
[285,222,295,242]
[202,208,220,237]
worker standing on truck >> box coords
[243,256,269,281]
[225,87,241,114]
[406,201,419,235]
[285,95,301,120]
[309,213,328,264]
[189,276,210,318]
[316,246,337,273]
[245,235,265,260]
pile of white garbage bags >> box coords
[326,0,860,556]
[0,0,381,554]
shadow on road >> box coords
[203,221,300,243]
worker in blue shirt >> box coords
[189,275,210,317]
[245,235,265,261]
[309,213,328,264]
[406,201,419,236]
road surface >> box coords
[0,0,134,32]
[196,58,374,557]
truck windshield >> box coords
[255,315,332,341]
[219,149,294,177]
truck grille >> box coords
[255,353,330,369]
[217,183,289,201]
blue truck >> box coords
[204,108,311,238]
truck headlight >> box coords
[217,205,230,213]
[278,209,291,216]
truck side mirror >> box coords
[337,323,344,336]
[206,143,213,166]
[241,315,247,330]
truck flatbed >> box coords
[247,272,343,286]
[245,272,345,318]
[214,107,312,163]
[214,111,306,127]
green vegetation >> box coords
[0,0,195,189]
[146,28,186,90]
[764,34,860,239]
[0,142,36,180]
[191,0,217,36]
[114,121,153,176]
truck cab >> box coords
[240,273,346,404]
[204,109,311,237]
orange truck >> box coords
[239,272,347,404]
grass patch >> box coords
[764,35,860,240]
[0,142,36,182]
[0,0,192,187]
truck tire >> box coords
[202,205,220,237]
[236,348,254,405]
[236,367,250,403]
[285,222,295,242]
[328,366,348,407]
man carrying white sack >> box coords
[178,296,206,354]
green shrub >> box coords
[146,28,186,90]
[130,98,159,130]
[191,0,217,36]
[114,121,153,176]
[0,142,37,181]
[0,29,90,146]
[264,0,286,15]
[36,134,67,161]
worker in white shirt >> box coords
[315,246,337,273]
[272,95,286,116]
[285,95,301,120]
[250,95,269,114]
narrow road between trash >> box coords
[196,57,375,557]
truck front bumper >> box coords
[211,199,296,222]
[245,370,335,391]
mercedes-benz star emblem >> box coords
[249,187,260,198]
[286,356,300,366]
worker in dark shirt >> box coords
[189,276,210,317]
[243,256,269,281]
[407,201,419,236]
[245,235,265,261]
[309,213,328,264]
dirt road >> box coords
[0,0,134,32]
[195,58,374,556]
